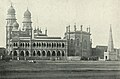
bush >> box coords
[89,56,98,61]
[81,56,88,60]
[2,55,11,62]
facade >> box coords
[64,25,92,57]
[92,46,107,59]
[104,26,117,60]
[6,5,67,60]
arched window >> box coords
[62,51,65,56]
[20,51,24,56]
[28,43,29,47]
[83,40,87,49]
[33,43,36,47]
[54,43,56,47]
[20,43,22,47]
[44,43,46,47]
[42,51,46,56]
[57,43,59,47]
[33,51,36,56]
[59,43,61,47]
[52,51,56,56]
[10,51,12,56]
[77,39,79,46]
[37,43,39,47]
[47,43,49,47]
[47,51,51,56]
[57,51,61,56]
[62,43,65,48]
[13,43,16,47]
[37,51,41,56]
[23,43,24,47]
[26,51,29,56]
[71,39,73,44]
[39,43,41,47]
[25,43,28,47]
[52,43,54,48]
[16,43,18,47]
[42,43,44,47]
[14,51,17,56]
[49,43,51,47]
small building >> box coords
[92,46,107,59]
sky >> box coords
[0,0,120,48]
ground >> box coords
[0,60,120,79]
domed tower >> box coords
[6,5,16,54]
[22,9,32,32]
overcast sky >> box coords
[0,0,120,48]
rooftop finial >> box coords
[74,23,76,32]
[10,0,13,7]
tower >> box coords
[22,9,32,35]
[104,26,117,60]
[6,5,16,54]
[22,9,32,57]
[107,26,114,52]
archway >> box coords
[62,51,65,56]
[14,51,17,56]
[26,51,29,56]
[52,51,56,56]
[33,51,36,56]
[42,51,46,56]
[47,51,51,56]
[37,51,41,56]
[105,56,107,60]
[20,51,24,56]
[57,51,61,56]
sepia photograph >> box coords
[0,0,120,79]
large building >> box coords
[64,25,92,57]
[6,5,67,60]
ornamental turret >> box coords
[22,9,32,31]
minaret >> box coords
[6,4,16,54]
[107,26,114,52]
[22,9,32,32]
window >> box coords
[62,43,65,48]
[71,39,73,44]
[77,39,79,46]
[83,40,87,49]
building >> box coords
[0,47,6,59]
[64,24,92,58]
[104,26,117,60]
[92,46,107,59]
[6,5,67,60]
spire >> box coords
[74,23,76,32]
[107,25,114,52]
[45,27,47,35]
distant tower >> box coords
[6,5,16,54]
[104,26,117,60]
[22,9,32,34]
[107,26,114,52]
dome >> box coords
[24,9,31,17]
[13,21,19,27]
[7,5,15,15]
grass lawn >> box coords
[0,60,120,79]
